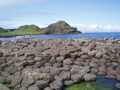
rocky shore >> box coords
[0,38,120,90]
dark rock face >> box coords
[45,21,81,34]
[0,38,120,90]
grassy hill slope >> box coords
[0,21,81,36]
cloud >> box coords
[1,22,120,33]
[0,0,43,8]
[70,24,120,32]
[0,23,17,29]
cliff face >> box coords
[44,21,81,34]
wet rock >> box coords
[0,83,10,90]
[36,80,48,89]
[115,83,120,89]
[50,79,63,90]
[64,80,74,86]
[116,75,120,81]
[71,73,84,83]
[84,74,96,81]
[105,74,116,79]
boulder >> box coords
[19,87,27,90]
[44,87,53,90]
[21,77,35,88]
[50,79,63,90]
[84,74,96,81]
[0,83,10,90]
[14,85,21,90]
[64,80,74,86]
[0,76,6,84]
[116,75,120,81]
[59,71,71,80]
[28,86,39,90]
[63,58,73,65]
[36,80,48,89]
[105,74,116,79]
[115,83,120,89]
[11,75,23,87]
[71,73,83,83]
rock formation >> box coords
[44,21,81,34]
[0,38,120,89]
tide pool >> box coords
[65,76,120,90]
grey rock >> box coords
[0,83,10,90]
[59,71,70,80]
[63,58,73,65]
[36,80,48,89]
[44,87,53,90]
[28,86,39,90]
[71,73,83,83]
[64,80,74,86]
[19,87,27,90]
[115,83,120,89]
[84,74,96,81]
[116,75,120,81]
[11,75,23,87]
[21,77,35,88]
[50,79,63,90]
[14,85,21,90]
[0,76,6,84]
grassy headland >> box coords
[0,21,81,36]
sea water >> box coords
[1,32,120,40]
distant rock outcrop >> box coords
[44,21,81,34]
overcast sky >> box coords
[0,0,120,32]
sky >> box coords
[0,0,120,32]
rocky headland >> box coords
[0,21,81,37]
[0,38,120,90]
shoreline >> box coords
[0,33,82,38]
[0,38,120,90]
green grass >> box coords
[0,27,9,33]
[0,21,76,36]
